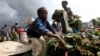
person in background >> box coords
[14,21,19,33]
[10,21,20,41]
[1,24,10,41]
[61,1,73,33]
[9,26,19,41]
[18,26,24,41]
[52,1,73,34]
[18,26,28,44]
[27,7,67,56]
[68,15,79,33]
[52,20,62,36]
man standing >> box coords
[61,1,73,34]
[52,1,73,34]
[10,21,20,41]
[14,21,19,33]
[27,7,67,56]
[1,24,10,41]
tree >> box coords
[91,19,97,27]
[91,17,100,27]
[96,17,100,27]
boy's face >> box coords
[62,2,67,9]
[39,9,48,20]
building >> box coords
[82,22,94,29]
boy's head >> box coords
[37,7,48,20]
[4,24,7,27]
[62,1,68,9]
[15,21,18,25]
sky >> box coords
[0,0,100,26]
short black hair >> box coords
[37,7,46,16]
[62,1,68,5]
[4,24,7,26]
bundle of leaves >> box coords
[52,9,63,22]
[45,38,66,56]
[46,32,100,56]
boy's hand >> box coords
[54,34,67,48]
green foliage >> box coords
[52,9,63,22]
[91,17,100,27]
[10,31,19,41]
[46,30,100,56]
[74,18,82,31]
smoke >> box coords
[0,0,63,27]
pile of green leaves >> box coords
[46,31,100,56]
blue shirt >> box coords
[27,18,55,38]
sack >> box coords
[20,32,28,42]
[24,16,35,25]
